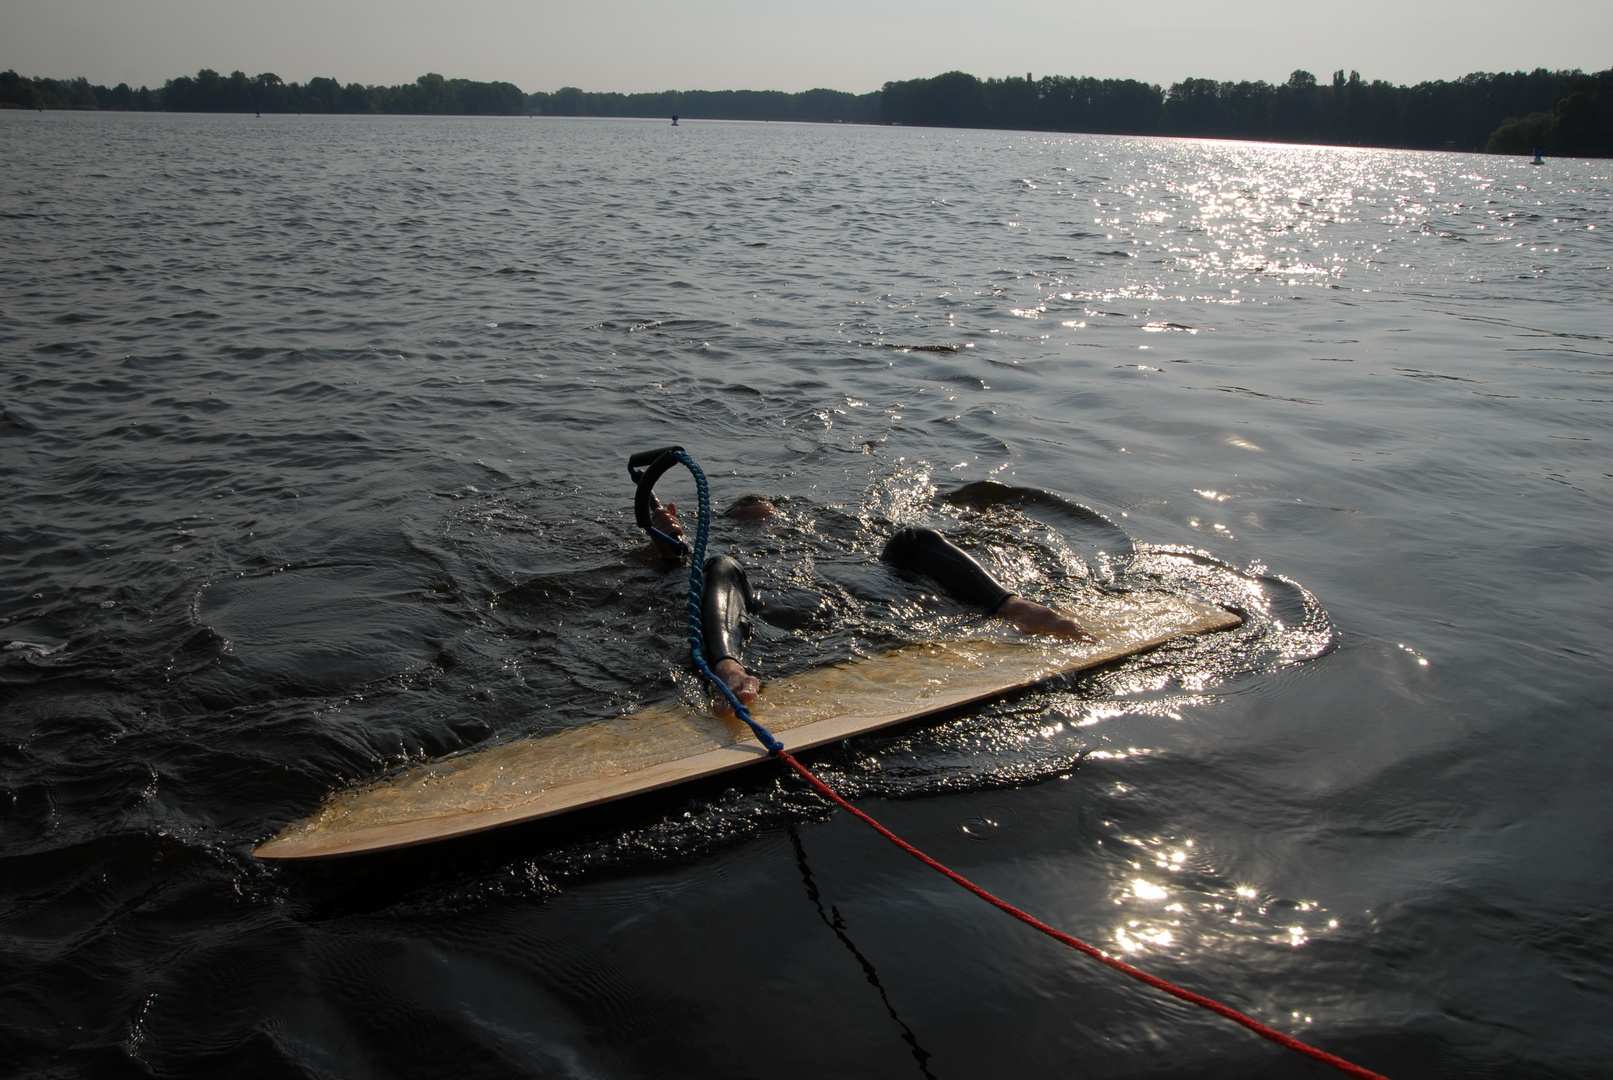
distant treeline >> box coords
[525,87,880,123]
[4,64,1609,155]
[0,69,525,115]
[1484,70,1613,157]
[882,68,1612,155]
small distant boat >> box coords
[671,115,679,126]
[1532,147,1545,165]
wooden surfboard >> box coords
[253,591,1239,859]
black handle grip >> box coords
[628,447,691,564]
[632,449,685,531]
[628,445,684,485]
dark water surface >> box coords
[3,112,1611,1079]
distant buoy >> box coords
[1531,147,1545,165]
[671,115,679,126]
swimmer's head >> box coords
[724,493,776,520]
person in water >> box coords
[651,494,1093,711]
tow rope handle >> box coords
[628,446,692,566]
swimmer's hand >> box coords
[998,597,1097,643]
[652,502,684,540]
[710,657,760,716]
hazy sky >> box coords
[4,0,1609,93]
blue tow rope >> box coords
[672,450,784,755]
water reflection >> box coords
[12,116,1602,1077]
[788,826,937,1079]
[1103,835,1340,961]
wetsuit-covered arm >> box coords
[701,554,755,666]
[880,526,1013,613]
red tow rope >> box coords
[777,750,1390,1080]
[670,450,1386,1078]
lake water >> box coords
[2,111,1610,1079]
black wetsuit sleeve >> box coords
[880,526,1013,613]
[701,554,755,666]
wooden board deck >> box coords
[253,592,1240,859]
